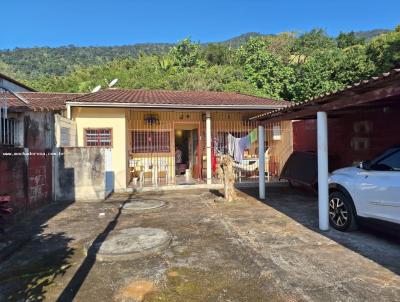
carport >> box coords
[252,68,400,231]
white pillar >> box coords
[258,125,265,199]
[317,112,329,231]
[66,104,71,119]
[206,111,212,185]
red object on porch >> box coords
[211,145,217,173]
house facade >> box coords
[0,88,81,211]
[66,89,291,191]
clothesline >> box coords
[227,128,258,162]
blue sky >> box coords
[2,0,399,49]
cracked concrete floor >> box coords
[1,187,400,301]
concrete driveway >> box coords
[1,186,400,301]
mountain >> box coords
[0,30,391,81]
[0,33,271,80]
[354,29,391,41]
[0,44,173,79]
[216,32,267,48]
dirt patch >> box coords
[115,280,155,302]
[144,267,287,302]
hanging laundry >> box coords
[227,133,236,158]
[234,135,250,162]
[250,128,257,144]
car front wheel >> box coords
[329,191,357,231]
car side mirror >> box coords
[359,160,371,170]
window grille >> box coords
[132,131,170,153]
[84,128,112,147]
[0,116,16,146]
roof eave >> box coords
[65,101,287,110]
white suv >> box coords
[328,146,400,231]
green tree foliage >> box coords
[289,46,375,101]
[293,29,336,59]
[168,38,204,68]
[337,31,365,48]
[202,43,232,66]
[367,31,400,73]
[237,38,294,100]
[0,44,173,79]
[289,49,344,101]
[264,32,296,62]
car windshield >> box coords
[371,148,400,171]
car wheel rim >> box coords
[329,197,349,227]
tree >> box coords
[168,38,204,68]
[202,43,232,66]
[264,32,296,62]
[237,38,294,100]
[293,28,336,60]
[336,45,375,84]
[337,31,365,49]
[289,49,344,101]
[367,32,400,73]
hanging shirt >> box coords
[234,135,250,162]
[227,133,236,158]
[250,128,257,144]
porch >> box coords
[126,110,292,190]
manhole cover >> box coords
[123,199,166,211]
[85,227,171,261]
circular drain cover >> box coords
[86,227,171,261]
[123,199,166,211]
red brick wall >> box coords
[0,148,52,212]
[292,106,400,171]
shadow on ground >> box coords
[239,185,400,276]
[56,194,131,301]
[0,201,75,301]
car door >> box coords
[356,149,400,224]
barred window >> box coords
[84,128,112,147]
[1,117,17,146]
[132,131,170,153]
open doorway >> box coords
[174,125,200,182]
[175,129,190,175]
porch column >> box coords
[206,111,212,184]
[317,112,329,231]
[258,125,265,199]
[66,104,71,119]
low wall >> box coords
[54,147,110,201]
[0,147,52,212]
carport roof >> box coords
[250,68,400,122]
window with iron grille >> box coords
[132,131,170,153]
[84,128,112,147]
[0,117,17,146]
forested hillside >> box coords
[1,27,399,102]
[0,29,389,79]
